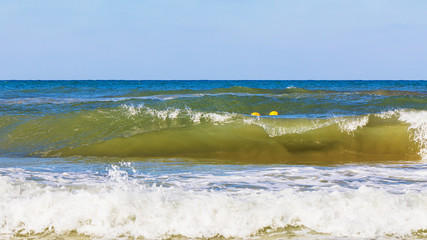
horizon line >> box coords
[2,79,426,81]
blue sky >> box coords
[1,0,426,80]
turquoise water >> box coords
[0,80,426,239]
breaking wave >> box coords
[0,163,426,239]
[0,106,426,163]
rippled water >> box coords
[0,80,426,239]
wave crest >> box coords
[1,107,426,163]
[1,164,426,239]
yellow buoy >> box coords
[269,111,278,116]
[251,112,261,116]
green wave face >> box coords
[55,121,420,164]
[1,105,425,164]
[1,81,426,164]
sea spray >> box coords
[0,163,426,239]
[1,106,425,162]
[1,80,427,239]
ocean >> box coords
[0,80,426,239]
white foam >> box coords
[185,108,235,125]
[339,110,427,159]
[243,118,333,137]
[122,105,181,121]
[0,164,426,239]
[336,115,370,133]
[376,109,398,119]
[243,115,371,137]
[122,104,142,116]
[145,107,181,121]
[376,109,427,160]
[398,110,427,160]
[121,104,183,120]
[121,106,427,159]
[121,104,236,125]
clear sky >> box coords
[1,0,426,80]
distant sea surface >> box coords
[0,80,426,239]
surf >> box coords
[1,105,426,164]
[1,80,427,240]
[1,161,426,239]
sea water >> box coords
[0,80,426,239]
